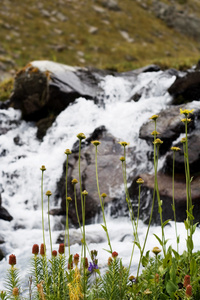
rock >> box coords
[36,115,56,140]
[88,26,98,34]
[131,172,200,223]
[139,102,200,154]
[101,0,121,11]
[56,126,135,225]
[119,31,134,43]
[0,205,13,221]
[168,71,200,104]
[56,229,105,245]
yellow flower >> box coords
[153,138,163,145]
[181,137,186,143]
[91,140,101,146]
[12,287,19,296]
[46,190,52,196]
[152,246,161,255]
[101,193,107,198]
[151,130,160,136]
[171,146,181,151]
[82,190,88,196]
[65,149,72,155]
[181,118,191,123]
[119,141,129,147]
[120,156,125,162]
[149,114,159,121]
[77,133,86,140]
[180,108,194,116]
[144,288,152,295]
[40,165,46,171]
[136,178,144,184]
[72,178,78,185]
[67,196,72,202]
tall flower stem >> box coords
[81,190,88,300]
[46,191,53,255]
[40,166,46,250]
[92,140,112,253]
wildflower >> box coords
[12,287,19,296]
[149,114,159,121]
[40,165,46,171]
[112,251,118,258]
[65,149,72,155]
[101,193,107,198]
[181,118,191,123]
[171,146,181,151]
[88,261,98,273]
[108,257,113,266]
[82,190,88,196]
[119,141,129,147]
[180,108,194,116]
[77,133,86,140]
[136,177,144,184]
[181,137,186,143]
[184,275,190,287]
[155,273,159,283]
[83,257,89,269]
[74,253,79,266]
[152,247,161,256]
[144,289,152,295]
[32,244,39,255]
[91,140,101,146]
[52,250,57,257]
[153,138,163,145]
[151,130,160,136]
[58,243,65,254]
[67,196,72,202]
[72,178,78,185]
[120,156,125,162]
[185,284,192,298]
[45,190,52,196]
[9,254,16,266]
[129,275,136,283]
[40,244,45,256]
[37,282,46,300]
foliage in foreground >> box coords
[0,108,199,299]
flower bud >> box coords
[12,287,19,296]
[65,149,72,155]
[40,244,46,256]
[52,250,57,257]
[91,140,101,146]
[40,165,46,171]
[9,254,16,266]
[152,247,161,256]
[58,243,65,254]
[185,284,192,298]
[184,275,190,287]
[32,244,39,255]
[112,251,118,258]
[74,253,79,265]
[77,133,86,140]
[72,178,78,185]
[46,190,52,196]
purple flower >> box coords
[88,262,98,273]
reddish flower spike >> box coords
[58,243,65,254]
[40,243,45,256]
[9,254,16,266]
[32,244,39,255]
[112,251,118,258]
[185,285,192,298]
[184,275,190,287]
[52,250,57,257]
[74,253,79,265]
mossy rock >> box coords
[0,77,14,101]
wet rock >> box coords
[0,205,13,221]
[56,229,105,245]
[168,71,200,104]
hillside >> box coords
[0,0,200,75]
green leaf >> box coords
[186,210,194,221]
[190,257,197,276]
[166,280,177,298]
[101,224,107,232]
[192,222,199,235]
[162,219,171,229]
[184,219,189,230]
[142,255,149,267]
[102,248,112,254]
[187,236,194,252]
[134,241,141,251]
[172,249,180,261]
[190,176,194,183]
[153,234,163,246]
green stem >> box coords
[41,171,45,249]
[64,154,69,257]
[172,151,179,253]
[47,195,52,255]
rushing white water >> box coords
[0,62,199,293]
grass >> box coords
[0,0,200,74]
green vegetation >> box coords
[1,108,200,299]
[0,0,200,73]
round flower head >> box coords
[9,254,16,266]
[46,190,52,196]
[181,137,186,143]
[185,285,192,298]
[152,246,161,255]
[74,253,79,265]
[67,196,72,202]
[40,243,46,256]
[72,178,78,185]
[101,193,107,198]
[136,178,144,184]
[171,146,181,151]
[82,190,88,196]
[52,250,57,257]
[181,118,191,123]
[65,149,72,155]
[180,108,194,116]
[91,140,101,146]
[12,287,19,296]
[151,130,160,136]
[120,156,125,162]
[112,251,118,258]
[119,141,129,147]
[58,243,65,254]
[32,244,39,255]
[149,114,159,121]
[77,133,86,140]
[40,165,46,171]
[144,289,152,295]
[153,138,163,145]
[129,275,136,282]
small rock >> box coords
[119,30,134,43]
[88,26,98,34]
